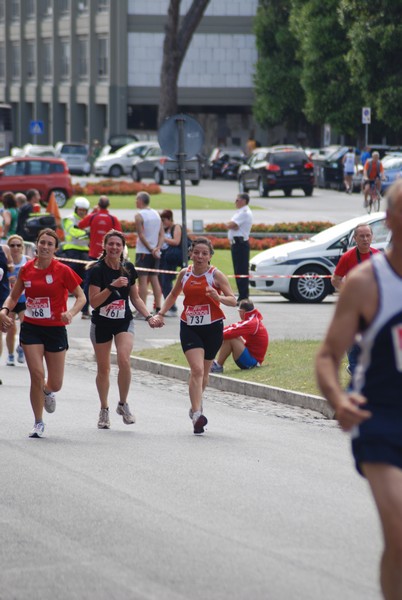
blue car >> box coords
[381,154,402,193]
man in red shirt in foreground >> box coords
[210,299,269,373]
[331,223,380,374]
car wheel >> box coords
[52,189,68,208]
[258,178,269,197]
[283,188,292,197]
[132,167,141,182]
[109,165,122,178]
[191,180,200,186]
[289,265,330,303]
[239,178,248,194]
[303,186,314,197]
[154,169,164,184]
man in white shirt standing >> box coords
[134,192,164,313]
[227,193,253,303]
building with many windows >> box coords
[0,0,259,151]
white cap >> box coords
[74,197,90,210]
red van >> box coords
[0,156,73,207]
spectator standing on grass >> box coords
[134,192,164,316]
[316,180,402,599]
[331,223,379,376]
[210,299,268,374]
[159,209,182,317]
[78,196,122,261]
[154,238,236,435]
[78,196,122,319]
[1,192,19,239]
[16,189,41,240]
[227,193,253,304]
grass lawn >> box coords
[70,193,262,211]
[133,339,350,396]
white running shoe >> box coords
[116,402,136,424]
[17,345,25,364]
[44,390,56,413]
[29,422,45,438]
[98,408,110,429]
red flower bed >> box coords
[72,180,161,196]
[204,221,333,234]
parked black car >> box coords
[238,147,314,197]
[208,147,246,179]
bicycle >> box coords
[364,179,382,214]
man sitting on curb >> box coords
[210,299,269,373]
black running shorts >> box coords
[90,318,134,344]
[180,320,223,360]
[20,321,68,352]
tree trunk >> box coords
[158,0,210,126]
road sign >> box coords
[362,107,371,125]
[29,120,44,135]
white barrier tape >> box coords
[56,256,331,280]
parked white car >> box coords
[249,212,389,303]
[93,141,158,177]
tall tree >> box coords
[158,0,210,126]
[340,0,402,131]
[253,0,305,130]
[290,0,361,135]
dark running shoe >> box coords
[192,411,208,435]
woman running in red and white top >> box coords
[0,228,85,438]
[155,237,236,434]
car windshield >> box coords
[309,216,386,245]
[271,151,308,166]
[383,156,402,169]
[61,145,87,155]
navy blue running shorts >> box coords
[352,437,402,477]
[90,319,134,344]
[180,319,223,361]
[135,253,160,276]
[20,321,68,352]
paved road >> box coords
[0,347,381,600]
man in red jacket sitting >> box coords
[210,299,269,373]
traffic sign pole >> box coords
[362,107,371,147]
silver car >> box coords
[94,141,158,177]
[55,142,91,175]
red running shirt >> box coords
[180,265,226,325]
[20,259,82,326]
[78,209,122,259]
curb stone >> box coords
[123,355,334,419]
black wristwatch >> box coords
[145,315,152,322]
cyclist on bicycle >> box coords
[363,151,385,207]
